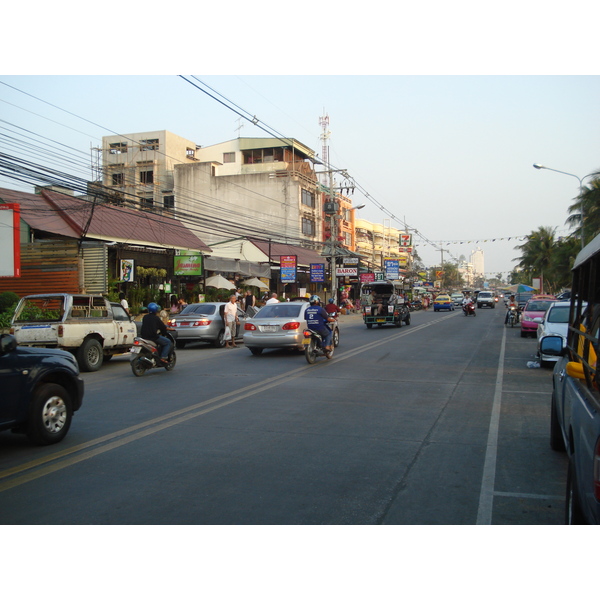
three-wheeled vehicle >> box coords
[361,280,411,329]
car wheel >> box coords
[366,323,373,329]
[77,338,103,372]
[520,331,526,337]
[26,383,73,445]
[550,392,566,452]
[565,460,586,524]
[212,330,225,348]
[404,314,411,326]
[176,340,187,349]
[249,347,263,355]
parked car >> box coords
[433,294,454,311]
[166,302,248,348]
[476,291,496,309]
[0,333,84,445]
[450,293,464,306]
[520,296,556,338]
[243,301,339,355]
[535,301,576,365]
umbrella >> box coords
[517,284,537,292]
[205,275,236,289]
[242,277,269,289]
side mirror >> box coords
[0,333,18,356]
[533,317,544,324]
[539,335,565,357]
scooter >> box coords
[302,328,334,364]
[463,302,476,316]
[506,306,519,327]
[130,332,176,376]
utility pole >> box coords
[320,112,337,303]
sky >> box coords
[1,5,599,283]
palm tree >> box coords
[514,226,556,291]
[567,172,600,246]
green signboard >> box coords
[174,251,203,276]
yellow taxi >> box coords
[433,294,455,312]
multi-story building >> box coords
[101,130,200,213]
[355,218,410,270]
[470,247,484,278]
[174,137,321,248]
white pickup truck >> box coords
[10,293,136,372]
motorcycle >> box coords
[409,300,422,312]
[302,328,334,364]
[463,302,476,316]
[130,332,176,376]
[506,306,519,327]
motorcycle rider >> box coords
[505,294,519,324]
[462,293,474,314]
[325,297,340,316]
[140,302,172,364]
[304,295,335,353]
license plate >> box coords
[261,325,278,333]
[376,318,386,322]
[130,346,141,353]
[302,337,310,345]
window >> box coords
[186,148,195,159]
[163,195,175,210]
[302,217,315,236]
[223,152,235,163]
[301,189,315,208]
[141,196,154,210]
[109,142,127,154]
[140,170,154,184]
[140,139,159,151]
[112,173,124,186]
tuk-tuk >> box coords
[361,280,411,329]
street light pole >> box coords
[533,163,594,249]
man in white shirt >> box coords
[265,292,279,305]
[223,295,239,348]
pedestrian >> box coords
[118,292,130,316]
[244,289,256,312]
[265,292,279,305]
[423,295,430,311]
[169,295,179,314]
[223,294,240,348]
[178,297,188,311]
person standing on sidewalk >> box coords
[224,294,240,348]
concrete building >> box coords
[470,247,485,277]
[355,218,410,269]
[176,137,321,248]
[101,130,200,213]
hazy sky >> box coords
[2,4,599,278]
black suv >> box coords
[0,334,84,445]
[477,291,496,309]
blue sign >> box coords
[310,263,325,283]
[384,259,400,280]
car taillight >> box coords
[194,319,211,326]
[594,438,600,502]
[58,325,63,337]
[168,319,176,326]
[282,322,300,331]
[245,323,257,331]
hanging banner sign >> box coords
[384,259,400,280]
[120,259,135,282]
[280,255,297,283]
[174,251,203,276]
[310,263,325,283]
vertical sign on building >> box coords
[120,259,135,282]
[280,255,297,283]
[384,259,400,280]
[310,263,325,283]
[0,204,21,277]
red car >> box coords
[520,295,556,338]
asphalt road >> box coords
[0,304,568,524]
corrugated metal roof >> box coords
[0,187,211,253]
[249,238,325,267]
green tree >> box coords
[567,173,600,246]
[514,226,556,291]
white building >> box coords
[470,247,484,277]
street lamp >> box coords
[532,163,594,249]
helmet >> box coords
[328,298,335,304]
[147,302,160,314]
[309,295,321,304]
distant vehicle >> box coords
[244,301,339,355]
[361,281,411,328]
[0,333,84,445]
[520,297,555,338]
[476,291,495,309]
[546,232,600,524]
[451,292,464,306]
[433,294,454,311]
[167,302,248,348]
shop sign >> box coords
[384,259,399,280]
[310,263,325,283]
[174,251,203,276]
[360,273,375,283]
[280,255,297,283]
[336,267,358,276]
